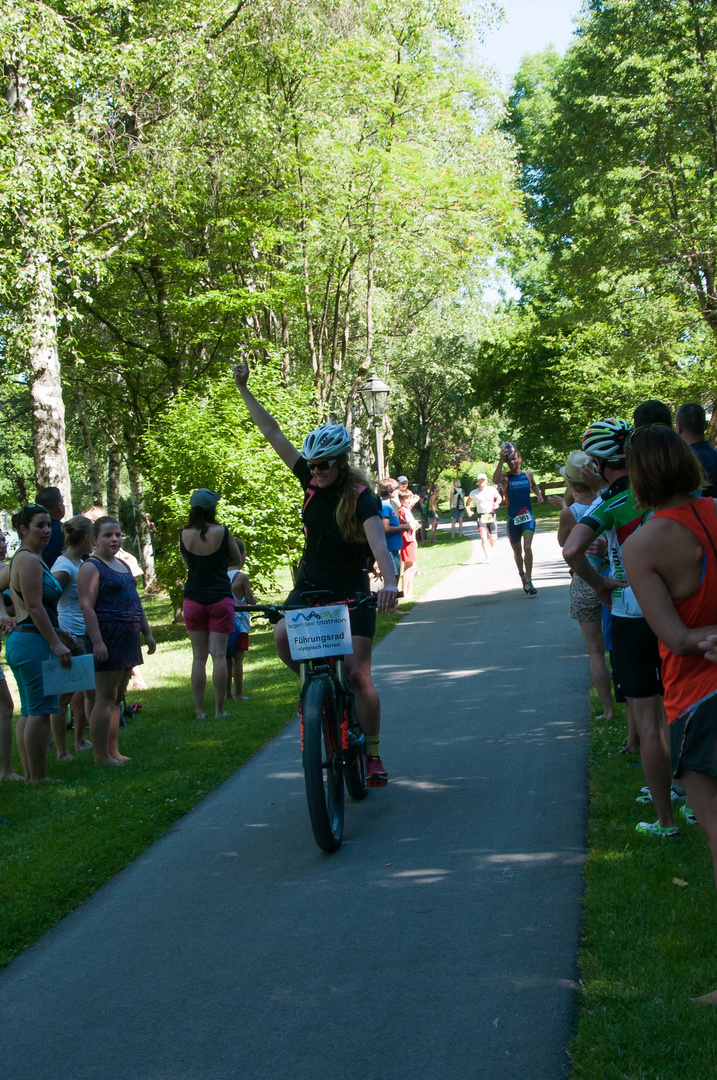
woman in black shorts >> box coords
[232,360,398,785]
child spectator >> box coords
[226,540,256,701]
[398,491,419,600]
[379,481,411,578]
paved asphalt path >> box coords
[1,522,589,1080]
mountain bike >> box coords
[238,592,379,852]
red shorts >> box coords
[183,596,234,634]
[401,541,418,563]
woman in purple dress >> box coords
[78,517,156,765]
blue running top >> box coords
[506,471,532,518]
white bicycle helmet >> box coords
[300,423,352,461]
[581,418,633,461]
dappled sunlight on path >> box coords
[0,523,588,1080]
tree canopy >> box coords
[3,0,717,578]
[475,0,717,464]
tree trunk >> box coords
[126,457,156,589]
[27,256,72,512]
[416,441,432,485]
[75,386,104,507]
[7,63,71,510]
[107,440,121,519]
[281,309,290,383]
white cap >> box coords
[397,475,408,483]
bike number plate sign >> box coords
[285,604,353,660]
[512,512,533,526]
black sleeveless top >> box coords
[180,526,233,604]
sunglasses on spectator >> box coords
[308,459,337,471]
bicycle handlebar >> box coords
[237,591,401,625]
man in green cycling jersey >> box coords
[563,417,676,838]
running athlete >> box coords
[492,442,544,594]
[466,474,501,563]
[562,418,676,837]
[231,360,398,786]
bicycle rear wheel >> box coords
[301,676,344,852]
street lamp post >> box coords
[357,368,392,482]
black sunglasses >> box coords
[308,459,337,471]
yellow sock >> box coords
[365,735,380,758]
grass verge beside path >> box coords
[569,697,717,1078]
[0,530,473,971]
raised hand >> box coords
[231,359,250,388]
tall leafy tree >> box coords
[477,4,717,463]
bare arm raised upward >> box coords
[491,448,506,488]
[231,360,300,471]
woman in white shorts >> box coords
[51,516,95,757]
[556,451,614,720]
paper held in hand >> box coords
[285,605,353,661]
[42,654,96,695]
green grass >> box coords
[569,696,717,1078]
[0,530,473,970]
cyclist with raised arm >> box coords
[492,441,544,594]
[231,360,398,786]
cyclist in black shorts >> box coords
[231,360,399,785]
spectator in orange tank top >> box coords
[623,425,717,873]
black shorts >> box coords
[670,691,717,778]
[283,583,376,640]
[608,651,627,704]
[610,615,663,699]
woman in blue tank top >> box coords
[493,442,544,595]
[2,505,73,782]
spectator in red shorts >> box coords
[180,490,243,719]
[398,491,419,599]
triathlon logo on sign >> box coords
[285,604,353,661]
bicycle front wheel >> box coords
[301,676,345,852]
[344,694,368,802]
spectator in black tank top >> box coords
[231,359,399,787]
[180,490,244,719]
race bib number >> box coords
[479,513,494,523]
[512,512,532,526]
[285,605,353,661]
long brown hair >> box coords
[628,425,705,509]
[333,455,374,543]
[185,505,217,540]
